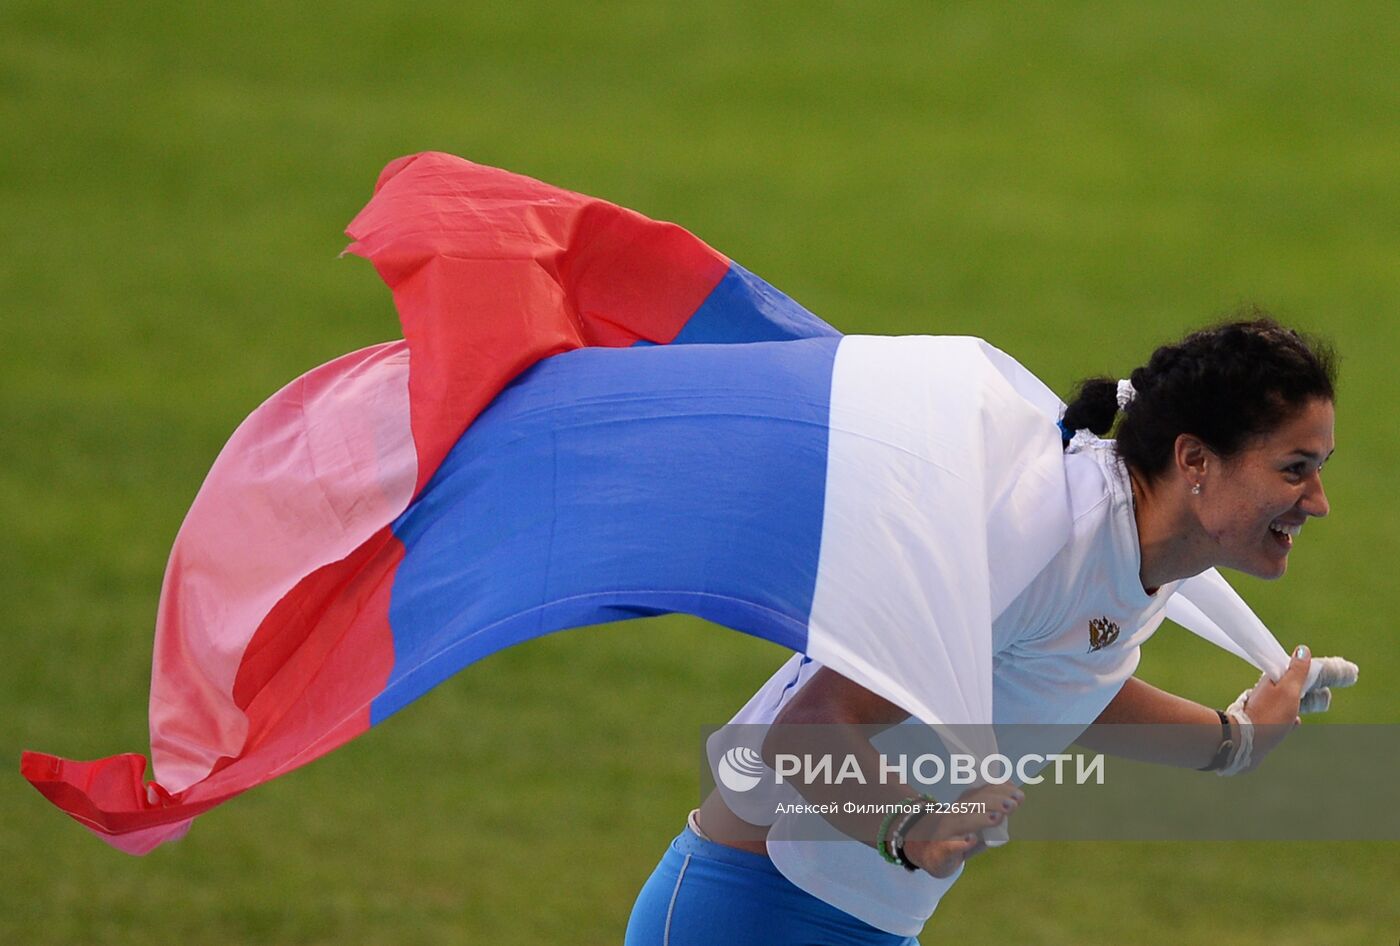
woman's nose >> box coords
[1302,474,1330,518]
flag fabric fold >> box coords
[22,152,1298,854]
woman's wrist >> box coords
[877,796,930,870]
[1215,692,1255,776]
[1197,709,1235,771]
[1227,712,1242,755]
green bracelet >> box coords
[876,807,904,865]
[877,796,933,866]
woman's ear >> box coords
[1173,433,1211,490]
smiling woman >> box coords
[1058,318,1338,586]
[649,317,1348,945]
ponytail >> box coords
[1060,377,1119,444]
[1058,313,1338,478]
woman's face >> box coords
[1194,397,1335,580]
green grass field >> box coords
[3,2,1397,943]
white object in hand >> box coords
[1299,655,1359,715]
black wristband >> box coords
[1197,709,1234,772]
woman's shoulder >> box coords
[1062,437,1125,527]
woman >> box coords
[626,319,1340,945]
[21,156,1354,943]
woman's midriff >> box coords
[695,789,773,856]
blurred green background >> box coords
[2,2,1396,943]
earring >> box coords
[1191,483,1202,496]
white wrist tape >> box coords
[1216,690,1254,777]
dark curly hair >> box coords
[1060,312,1338,481]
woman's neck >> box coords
[1128,469,1202,593]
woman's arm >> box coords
[761,667,1019,877]
[1075,676,1234,768]
[1078,648,1313,771]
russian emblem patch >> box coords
[1088,616,1121,652]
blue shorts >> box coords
[624,825,922,946]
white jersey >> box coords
[710,437,1180,936]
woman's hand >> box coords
[902,783,1023,878]
[1235,645,1312,772]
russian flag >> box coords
[26,152,1293,855]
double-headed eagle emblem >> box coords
[1088,616,1121,652]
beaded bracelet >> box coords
[889,806,931,872]
[877,796,932,870]
[875,807,905,866]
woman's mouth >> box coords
[1269,521,1301,550]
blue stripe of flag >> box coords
[635,262,841,347]
[372,337,839,723]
